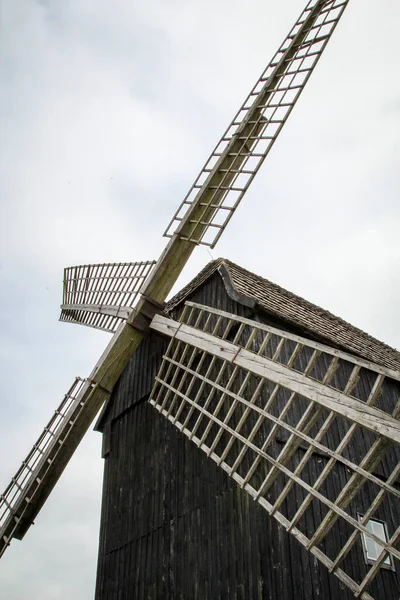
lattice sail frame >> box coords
[60,261,156,333]
[0,377,105,557]
[150,302,400,600]
[164,0,349,247]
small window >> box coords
[358,516,393,569]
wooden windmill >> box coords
[1,2,399,599]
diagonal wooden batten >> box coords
[239,347,322,488]
[172,312,229,428]
[181,324,235,437]
[216,332,277,466]
[268,364,364,518]
[355,526,400,596]
[196,323,249,449]
[305,430,399,552]
[150,359,400,561]
[150,394,377,600]
[179,322,248,444]
[156,353,399,504]
[150,315,400,444]
[329,463,400,573]
[207,329,265,459]
[184,302,400,382]
[284,373,385,530]
[149,306,400,598]
[253,355,343,501]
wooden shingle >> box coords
[166,259,400,372]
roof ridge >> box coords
[166,258,400,372]
[222,259,400,357]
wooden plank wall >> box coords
[95,272,400,599]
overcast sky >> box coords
[0,0,399,598]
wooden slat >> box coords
[60,261,156,333]
[149,304,400,599]
[184,302,400,383]
[0,378,110,555]
[150,373,400,562]
[329,463,400,573]
[164,0,350,247]
[285,373,386,530]
[60,304,132,319]
[150,315,400,444]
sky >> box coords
[0,0,399,598]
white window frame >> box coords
[358,515,394,571]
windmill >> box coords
[1,1,399,599]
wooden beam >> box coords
[185,301,400,382]
[150,375,400,561]
[60,304,132,319]
[150,314,400,444]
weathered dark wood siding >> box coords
[95,271,400,599]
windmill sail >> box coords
[0,378,109,557]
[149,302,400,599]
[60,261,156,332]
[137,0,351,307]
[164,0,349,247]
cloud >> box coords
[0,0,399,598]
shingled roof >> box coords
[166,258,400,373]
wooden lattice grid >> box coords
[60,261,156,333]
[164,0,349,247]
[0,378,96,557]
[149,302,400,599]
